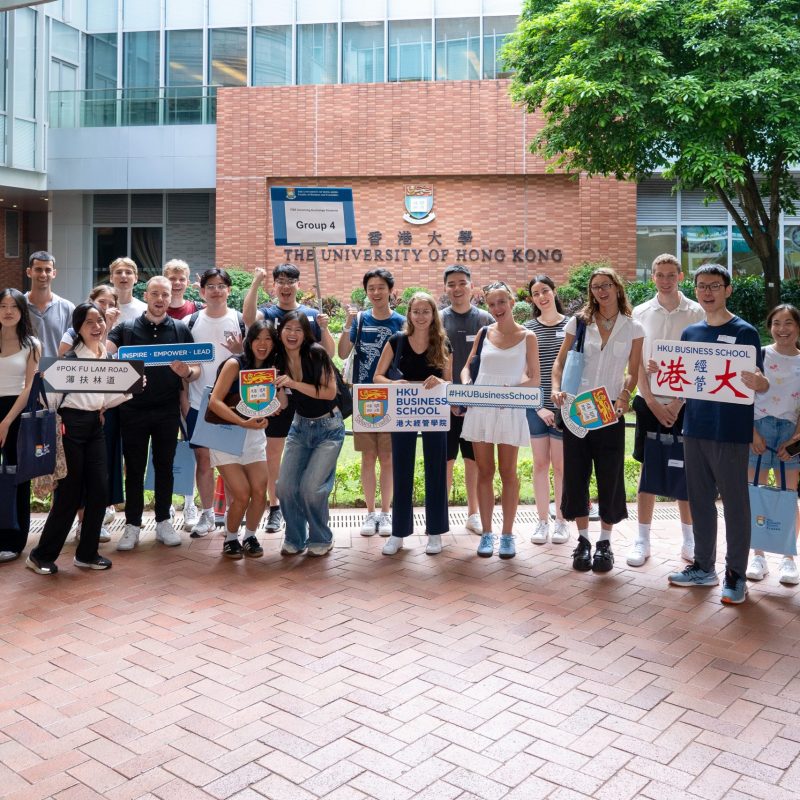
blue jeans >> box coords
[276,411,345,548]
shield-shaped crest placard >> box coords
[237,368,281,418]
[403,184,435,225]
[357,387,391,429]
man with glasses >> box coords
[628,254,704,568]
[667,264,768,604]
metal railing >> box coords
[48,86,219,129]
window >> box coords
[343,21,384,84]
[166,29,203,124]
[785,225,800,280]
[482,15,517,79]
[5,209,19,258]
[0,13,6,113]
[87,0,116,32]
[388,20,431,82]
[435,18,479,81]
[297,23,338,85]
[85,33,117,127]
[51,20,80,64]
[123,31,160,125]
[680,226,727,275]
[636,226,677,281]
[209,28,247,86]
[253,26,292,86]
[14,8,36,119]
[732,226,768,277]
[123,0,160,30]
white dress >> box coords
[462,334,530,447]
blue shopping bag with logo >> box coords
[15,373,57,484]
[749,456,798,556]
[145,422,196,496]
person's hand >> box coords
[275,374,294,391]
[105,307,121,328]
[751,428,767,455]
[778,435,800,461]
[317,313,329,330]
[742,368,768,392]
[0,419,9,448]
[451,406,464,417]
[647,397,677,428]
[242,416,268,430]
[537,408,555,426]
[422,375,445,390]
[221,331,243,355]
[252,267,267,287]
[169,360,193,379]
[646,358,659,375]
[345,303,359,322]
[551,390,566,408]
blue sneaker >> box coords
[498,534,516,559]
[668,562,719,586]
[477,534,495,557]
[721,569,748,604]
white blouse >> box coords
[565,314,645,400]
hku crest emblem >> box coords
[357,387,391,429]
[236,368,281,418]
[403,184,435,225]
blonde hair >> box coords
[109,257,138,278]
[404,292,449,370]
[163,259,190,278]
[483,281,515,302]
[580,267,632,324]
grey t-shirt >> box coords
[440,305,494,384]
[25,292,75,359]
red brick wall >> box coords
[215,80,637,298]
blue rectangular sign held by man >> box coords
[117,342,215,367]
[270,186,357,246]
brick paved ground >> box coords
[2,506,800,800]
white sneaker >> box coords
[307,542,334,557]
[465,513,482,535]
[359,511,378,537]
[117,524,140,551]
[531,520,549,545]
[426,534,443,555]
[169,505,176,520]
[98,526,111,543]
[382,536,404,555]
[681,541,695,563]
[551,520,570,544]
[377,512,392,536]
[779,557,799,585]
[191,510,216,538]
[155,519,181,547]
[626,539,651,567]
[746,554,769,581]
[103,506,116,525]
[182,502,199,531]
[0,550,19,562]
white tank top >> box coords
[0,343,33,396]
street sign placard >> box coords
[117,342,215,367]
[40,357,145,394]
[270,186,357,246]
[446,385,543,409]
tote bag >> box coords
[342,312,363,385]
[15,373,57,484]
[145,423,196,496]
[0,451,19,530]
[749,456,798,556]
[561,318,586,395]
[189,386,246,456]
[638,427,689,501]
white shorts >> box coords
[209,427,267,468]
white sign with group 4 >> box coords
[649,339,757,405]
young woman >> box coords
[524,275,570,546]
[746,304,800,585]
[374,292,453,556]
[0,289,40,562]
[461,282,540,559]
[552,268,644,573]
[208,320,286,559]
[27,303,134,575]
[274,311,345,557]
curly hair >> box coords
[578,267,632,324]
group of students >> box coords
[0,251,798,606]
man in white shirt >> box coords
[110,257,147,324]
[628,254,705,567]
[25,251,74,359]
[184,269,245,536]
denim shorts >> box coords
[526,407,563,440]
[749,415,800,471]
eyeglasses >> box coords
[590,282,615,292]
[204,283,229,291]
[695,282,725,292]
[483,281,511,293]
[275,278,299,286]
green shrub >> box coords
[401,286,432,302]
[512,300,533,324]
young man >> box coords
[243,264,334,532]
[107,276,199,550]
[440,265,494,534]
[628,254,705,567]
[184,269,246,537]
[110,257,147,324]
[164,258,204,320]
[24,251,74,359]
[667,265,768,604]
[338,269,405,536]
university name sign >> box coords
[281,246,564,265]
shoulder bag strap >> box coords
[392,333,405,370]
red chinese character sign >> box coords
[649,340,757,405]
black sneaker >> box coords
[26,553,58,575]
[222,539,244,560]
[571,535,592,572]
[265,507,284,533]
[592,540,614,573]
[73,555,112,570]
[242,536,264,558]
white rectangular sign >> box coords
[446,384,543,409]
[649,339,756,405]
[352,383,450,433]
[284,202,346,244]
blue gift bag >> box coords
[749,457,798,556]
[144,430,196,496]
[188,385,246,456]
[15,373,57,484]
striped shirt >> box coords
[524,316,569,410]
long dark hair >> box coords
[528,274,565,318]
[68,302,105,354]
[0,288,38,358]
[240,319,279,370]
[275,310,333,391]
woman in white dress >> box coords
[461,282,540,559]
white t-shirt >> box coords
[187,308,242,409]
[755,346,800,423]
[118,297,147,324]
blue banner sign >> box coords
[271,186,357,246]
[117,342,215,367]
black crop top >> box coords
[291,353,339,417]
[386,333,450,381]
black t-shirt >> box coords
[386,333,449,381]
[107,314,193,411]
[291,348,339,418]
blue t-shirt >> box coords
[259,303,322,341]
[349,310,406,383]
[681,316,763,444]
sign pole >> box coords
[310,245,323,311]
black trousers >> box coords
[120,405,179,525]
[0,395,31,555]
[32,408,107,564]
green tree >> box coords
[504,0,800,310]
